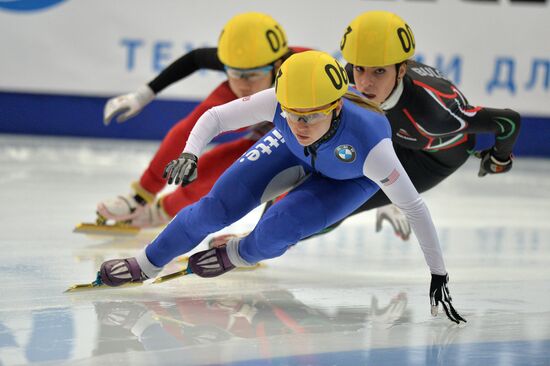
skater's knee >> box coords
[250,211,303,259]
[191,196,231,226]
[263,210,303,240]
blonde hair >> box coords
[343,91,383,114]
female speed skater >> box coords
[330,10,521,239]
[96,51,466,324]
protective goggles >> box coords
[281,100,339,124]
[224,65,273,81]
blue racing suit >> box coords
[146,99,390,265]
[140,88,446,276]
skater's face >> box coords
[353,63,406,104]
[226,61,282,98]
[284,100,343,146]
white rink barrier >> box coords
[1,0,549,116]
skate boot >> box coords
[100,257,149,287]
[129,197,172,228]
[189,246,237,278]
[96,181,155,222]
[205,234,265,271]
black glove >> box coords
[474,148,512,177]
[163,152,198,186]
[430,273,466,324]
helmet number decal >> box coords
[275,25,288,48]
[266,25,287,53]
[397,24,415,53]
[325,63,349,90]
[340,26,353,51]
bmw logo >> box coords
[335,144,356,163]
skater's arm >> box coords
[149,46,311,94]
[184,88,278,156]
[148,48,224,94]
[104,48,224,125]
[363,138,446,275]
[461,107,521,161]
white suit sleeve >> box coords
[183,88,279,156]
[362,138,446,275]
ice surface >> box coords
[0,135,549,365]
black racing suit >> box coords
[147,48,224,94]
[322,60,521,232]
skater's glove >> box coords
[103,85,155,126]
[473,147,512,178]
[163,152,198,187]
[375,204,411,241]
[430,273,466,324]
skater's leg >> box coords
[144,129,307,268]
[236,175,379,263]
[100,129,309,284]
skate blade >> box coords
[152,268,192,284]
[73,222,140,236]
[235,263,264,271]
[150,263,263,284]
[175,256,264,271]
[64,281,143,293]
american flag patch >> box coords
[380,168,400,186]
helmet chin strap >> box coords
[380,76,404,111]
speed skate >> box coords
[65,257,263,292]
[64,267,193,293]
[73,213,141,236]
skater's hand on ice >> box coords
[103,85,155,125]
[375,204,411,241]
[430,273,466,324]
[473,148,512,178]
[163,153,198,187]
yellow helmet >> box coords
[217,12,289,69]
[340,11,415,67]
[275,51,349,109]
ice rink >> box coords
[0,134,549,366]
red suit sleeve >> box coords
[139,81,237,194]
